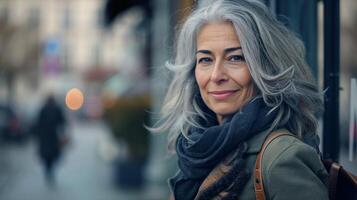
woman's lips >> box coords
[209,90,239,100]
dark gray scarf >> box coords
[169,97,279,200]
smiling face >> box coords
[195,21,255,124]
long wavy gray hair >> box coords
[152,0,323,152]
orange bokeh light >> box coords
[66,88,84,110]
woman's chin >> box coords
[211,106,242,117]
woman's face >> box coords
[195,22,255,124]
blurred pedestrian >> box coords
[35,94,67,186]
[152,0,328,199]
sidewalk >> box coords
[0,120,167,200]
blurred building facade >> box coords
[0,0,148,121]
[339,0,357,173]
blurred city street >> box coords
[0,119,166,200]
[0,1,178,199]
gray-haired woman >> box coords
[153,0,329,199]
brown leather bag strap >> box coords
[328,162,340,200]
[254,131,296,200]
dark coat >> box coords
[36,98,66,162]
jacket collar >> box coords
[245,129,288,154]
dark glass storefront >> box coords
[265,0,357,173]
[339,0,357,174]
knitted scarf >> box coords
[169,97,279,200]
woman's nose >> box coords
[211,61,228,83]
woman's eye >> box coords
[228,55,245,62]
[197,57,212,64]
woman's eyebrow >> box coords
[196,47,242,55]
[196,50,212,55]
[224,47,242,54]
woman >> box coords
[36,95,66,186]
[153,0,329,199]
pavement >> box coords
[0,120,167,200]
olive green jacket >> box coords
[194,129,329,200]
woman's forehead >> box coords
[197,22,241,50]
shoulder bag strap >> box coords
[328,162,340,200]
[254,131,297,200]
